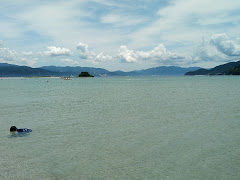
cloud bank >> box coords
[44,46,72,56]
[0,44,37,66]
[1,33,240,70]
[0,47,16,62]
[210,34,240,56]
[118,44,185,64]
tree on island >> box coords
[78,72,94,77]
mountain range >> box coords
[106,66,201,76]
[2,60,240,77]
[0,63,200,77]
[0,63,58,77]
[185,60,240,75]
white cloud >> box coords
[0,47,17,62]
[118,44,185,64]
[118,46,137,63]
[76,42,89,53]
[130,0,240,48]
[186,34,240,68]
[76,42,114,64]
[210,33,240,56]
[19,57,37,67]
[60,58,80,66]
[0,44,38,66]
[90,0,127,8]
[22,51,33,56]
[95,52,113,62]
[191,41,226,67]
[76,42,94,60]
[44,46,72,56]
[75,42,188,66]
[13,1,125,50]
[101,14,148,27]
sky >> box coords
[0,0,240,71]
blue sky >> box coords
[0,0,240,71]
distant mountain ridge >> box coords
[117,66,200,76]
[0,63,200,77]
[41,65,200,76]
[185,60,240,75]
[0,63,59,77]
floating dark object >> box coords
[78,72,94,77]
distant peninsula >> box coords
[185,60,240,75]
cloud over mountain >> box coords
[210,34,240,56]
[0,47,16,62]
[118,44,185,64]
[75,42,185,65]
[76,43,89,53]
[76,42,113,63]
[118,46,137,63]
[60,58,80,66]
[95,52,113,63]
[44,46,72,56]
[76,42,94,60]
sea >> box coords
[0,76,240,179]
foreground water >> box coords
[0,76,240,179]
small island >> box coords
[78,72,94,77]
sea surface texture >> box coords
[0,76,240,179]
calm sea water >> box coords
[0,76,240,179]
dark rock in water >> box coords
[78,72,94,77]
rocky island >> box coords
[78,72,94,77]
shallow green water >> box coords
[0,76,240,179]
